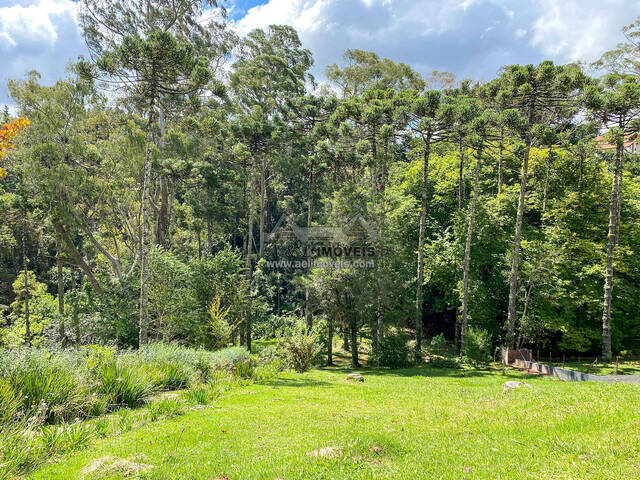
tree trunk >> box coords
[156,176,169,247]
[542,145,552,224]
[259,155,266,259]
[506,133,531,348]
[376,138,389,346]
[458,136,465,210]
[415,136,431,356]
[57,246,65,342]
[497,126,504,199]
[245,163,256,353]
[327,316,333,366]
[139,106,156,347]
[343,324,349,351]
[22,232,31,347]
[602,138,623,362]
[350,317,359,368]
[305,163,314,332]
[460,147,482,353]
[55,222,103,294]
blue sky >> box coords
[1,0,639,106]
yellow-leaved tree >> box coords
[0,116,30,177]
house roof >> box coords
[595,133,638,150]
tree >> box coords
[585,74,640,361]
[400,89,451,356]
[489,62,588,348]
[0,117,30,178]
[460,109,495,352]
[79,0,220,345]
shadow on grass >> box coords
[318,362,535,380]
[260,377,333,388]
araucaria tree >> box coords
[585,74,640,362]
[79,0,221,345]
[489,62,588,348]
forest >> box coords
[2,0,640,370]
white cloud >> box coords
[0,0,86,106]
[530,0,640,62]
[233,0,638,83]
[1,0,638,107]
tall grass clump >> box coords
[94,361,153,408]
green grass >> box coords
[28,365,640,480]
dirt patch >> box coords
[81,455,153,478]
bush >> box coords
[205,298,232,350]
[150,362,194,390]
[428,333,448,356]
[182,386,209,405]
[95,361,152,408]
[211,346,251,372]
[462,327,492,366]
[9,358,91,424]
[369,334,412,368]
[279,333,321,373]
[251,362,280,382]
[0,379,22,425]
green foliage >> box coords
[0,378,22,425]
[146,398,184,421]
[6,271,56,347]
[211,346,252,372]
[462,327,493,366]
[428,333,448,356]
[206,297,232,350]
[95,361,152,408]
[182,386,209,405]
[279,333,321,373]
[369,333,413,368]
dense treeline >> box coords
[2,0,640,366]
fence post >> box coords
[549,352,551,364]
[616,356,619,375]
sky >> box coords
[1,0,640,106]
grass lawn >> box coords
[29,364,640,480]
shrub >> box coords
[206,297,231,350]
[194,352,213,383]
[369,334,412,368]
[462,327,492,366]
[0,379,22,425]
[251,362,280,382]
[279,333,321,373]
[182,386,209,405]
[150,362,194,390]
[428,333,448,356]
[211,346,251,372]
[235,361,253,379]
[95,361,152,408]
[9,359,89,424]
